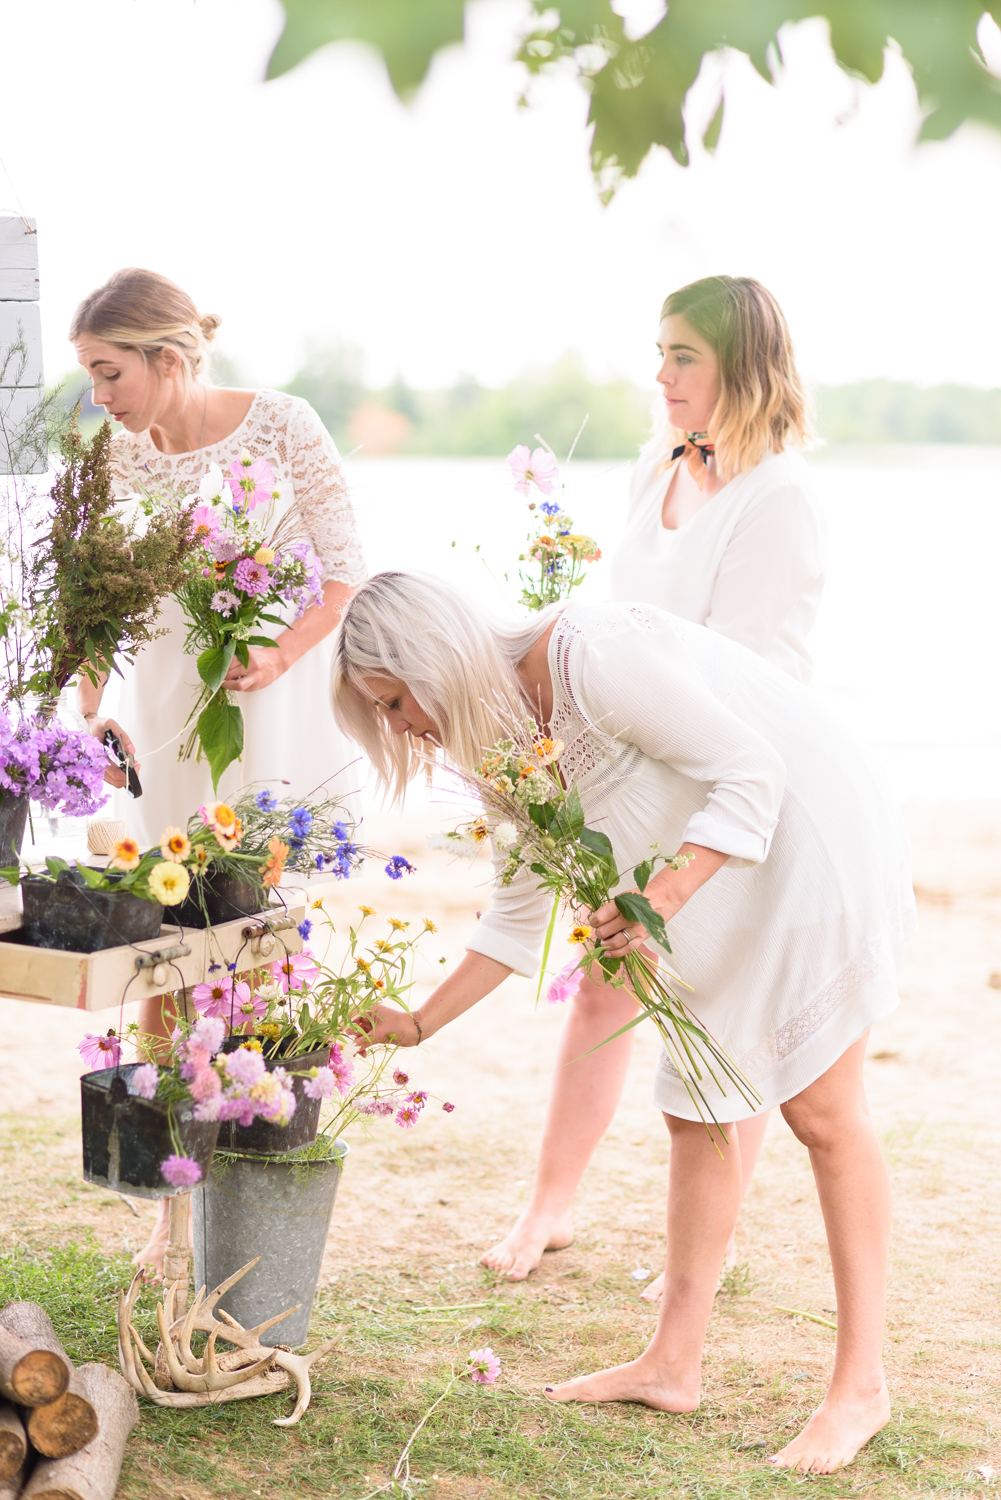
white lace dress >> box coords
[108,390,367,846]
[465,602,916,1120]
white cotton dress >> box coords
[464,602,917,1121]
[608,445,826,684]
[108,390,367,847]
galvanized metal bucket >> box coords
[191,1136,348,1347]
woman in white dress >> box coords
[333,571,916,1475]
[486,275,826,1288]
[71,268,366,1270]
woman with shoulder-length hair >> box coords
[485,275,827,1289]
[333,569,915,1475]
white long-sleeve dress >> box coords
[109,390,367,846]
[465,602,916,1120]
[608,445,826,684]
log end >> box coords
[10,1351,69,1409]
[26,1391,98,1460]
[0,1428,26,1484]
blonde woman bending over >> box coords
[334,571,914,1475]
[486,276,826,1290]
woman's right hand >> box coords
[85,717,140,790]
[350,1006,421,1055]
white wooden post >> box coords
[0,215,45,476]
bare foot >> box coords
[131,1200,170,1277]
[480,1209,573,1280]
[544,1354,699,1413]
[640,1231,738,1302]
[768,1381,891,1474]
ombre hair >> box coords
[69,268,221,386]
[332,572,558,802]
[656,276,808,480]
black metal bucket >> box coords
[0,791,28,869]
[81,1064,220,1199]
[20,869,163,953]
[216,1037,330,1156]
[174,868,267,929]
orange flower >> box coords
[261,835,289,888]
[109,837,141,872]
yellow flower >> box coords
[358,905,376,917]
[374,978,386,990]
[311,897,325,910]
[254,546,276,565]
[388,918,408,931]
[569,924,592,945]
[204,800,237,830]
[239,1038,264,1053]
[109,837,141,872]
[148,861,191,907]
[159,827,191,863]
[470,819,489,843]
[190,845,210,868]
[258,1022,282,1041]
[374,939,392,952]
[355,957,371,972]
[422,919,438,933]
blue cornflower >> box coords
[255,789,278,812]
[288,836,305,852]
[332,821,348,842]
[315,853,326,871]
[298,919,312,940]
[558,527,570,537]
[385,855,416,880]
[226,962,236,973]
[288,806,313,839]
[208,961,221,973]
[540,500,560,518]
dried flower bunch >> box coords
[506,440,600,611]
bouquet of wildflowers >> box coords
[236,784,364,878]
[127,453,325,789]
[448,729,759,1136]
[506,442,601,611]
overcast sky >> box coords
[2,0,1000,393]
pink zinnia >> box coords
[506,444,559,497]
[189,505,220,542]
[161,1154,202,1187]
[407,1090,428,1111]
[271,951,319,995]
[395,1104,419,1129]
[546,958,583,1005]
[466,1347,501,1384]
[234,557,271,595]
[78,1031,121,1070]
[227,455,276,513]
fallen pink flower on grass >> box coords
[545,957,584,1005]
[78,1030,121,1069]
[466,1347,501,1384]
[161,1154,202,1187]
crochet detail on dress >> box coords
[550,616,643,800]
[109,389,366,585]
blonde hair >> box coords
[656,276,808,480]
[332,572,556,802]
[69,268,221,385]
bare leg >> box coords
[641,1107,771,1301]
[132,991,190,1275]
[769,1033,890,1473]
[480,970,638,1279]
[545,1114,740,1408]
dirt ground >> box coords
[0,802,999,1496]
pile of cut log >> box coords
[0,1302,137,1500]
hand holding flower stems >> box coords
[505,434,601,612]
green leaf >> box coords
[614,890,671,952]
[267,0,467,95]
[247,635,281,650]
[633,857,655,892]
[197,642,236,694]
[74,863,106,888]
[44,856,70,877]
[0,866,20,887]
[197,699,245,792]
[235,640,250,669]
[552,785,585,841]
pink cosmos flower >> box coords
[392,1068,409,1087]
[407,1090,428,1111]
[78,1031,121,1070]
[161,1154,203,1187]
[466,1347,501,1384]
[191,976,252,1023]
[234,557,271,595]
[227,454,276,513]
[132,1063,160,1099]
[271,951,319,995]
[395,1104,420,1129]
[442,1101,455,1113]
[546,957,583,1006]
[506,445,559,497]
[189,505,220,542]
[357,1098,395,1117]
[328,1043,355,1096]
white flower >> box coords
[198,464,227,504]
[492,822,518,851]
[426,829,480,860]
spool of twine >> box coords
[87,818,129,855]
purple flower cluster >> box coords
[279,542,324,619]
[1,713,107,818]
[385,855,416,881]
[315,821,361,879]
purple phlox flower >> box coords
[303,1066,336,1101]
[132,1063,160,1100]
[234,557,271,595]
[227,453,276,513]
[297,919,312,940]
[3,715,108,818]
[395,1104,420,1129]
[328,1043,355,1095]
[255,789,278,812]
[442,1101,455,1113]
[210,589,241,618]
[506,444,559,497]
[546,957,584,1006]
[78,1030,121,1070]
[466,1347,501,1384]
[407,1090,428,1111]
[356,1098,395,1117]
[212,536,242,563]
[385,855,415,881]
[288,805,312,839]
[161,1154,203,1187]
[223,1046,267,1086]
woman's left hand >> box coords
[350,1005,421,1055]
[590,894,650,956]
[223,645,286,693]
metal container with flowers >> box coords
[0,708,109,871]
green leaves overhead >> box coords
[266,1,1001,186]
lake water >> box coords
[343,447,1001,805]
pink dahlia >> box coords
[227,454,276,513]
[506,444,559,497]
[161,1154,203,1187]
[233,558,271,595]
[78,1031,121,1070]
[466,1347,501,1384]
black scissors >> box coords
[103,729,143,799]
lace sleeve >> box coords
[286,398,367,585]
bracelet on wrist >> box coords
[413,1016,423,1046]
[82,712,97,721]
